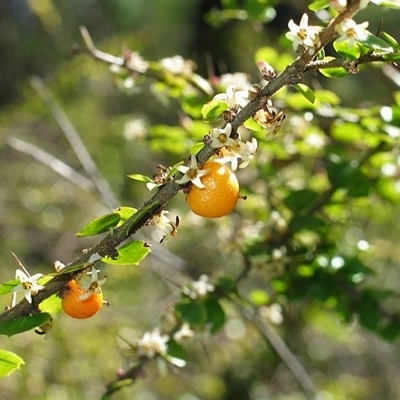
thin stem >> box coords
[30,76,119,209]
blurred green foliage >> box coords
[1,0,400,399]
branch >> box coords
[0,0,377,324]
[5,135,95,192]
[241,305,317,399]
[30,76,119,210]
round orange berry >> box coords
[61,279,104,319]
[186,161,240,218]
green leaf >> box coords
[289,215,327,233]
[0,350,24,377]
[308,0,330,11]
[175,299,207,326]
[370,0,400,9]
[114,207,137,223]
[358,32,394,52]
[333,41,361,60]
[383,52,400,62]
[0,313,52,337]
[127,174,154,183]
[76,207,137,237]
[204,298,225,332]
[76,213,121,237]
[201,99,229,122]
[102,241,151,266]
[293,84,316,104]
[38,294,62,315]
[380,32,400,51]
[283,189,319,213]
[0,279,20,295]
[244,117,265,132]
[320,66,348,79]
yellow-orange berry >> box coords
[186,161,239,218]
[61,280,104,319]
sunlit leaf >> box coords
[308,0,330,11]
[127,174,154,183]
[358,32,394,51]
[0,313,52,337]
[333,41,361,60]
[320,66,347,79]
[201,99,229,122]
[293,84,316,104]
[0,279,20,295]
[370,0,400,8]
[383,52,400,62]
[102,241,151,266]
[380,32,400,51]
[0,350,24,377]
[38,294,62,315]
[76,213,121,237]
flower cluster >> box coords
[286,14,323,55]
[183,274,215,299]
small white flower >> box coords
[173,323,194,342]
[335,18,369,47]
[12,269,44,304]
[176,154,208,189]
[236,138,258,169]
[137,328,169,358]
[79,267,107,300]
[286,13,323,54]
[183,275,215,299]
[218,73,252,91]
[150,211,179,243]
[125,51,149,73]
[214,85,249,109]
[160,55,194,75]
[210,123,237,149]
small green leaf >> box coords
[201,99,229,121]
[76,213,121,237]
[383,52,400,62]
[380,32,400,51]
[0,279,20,295]
[370,0,400,9]
[289,215,327,233]
[358,32,394,51]
[293,84,316,104]
[204,298,225,333]
[127,174,154,184]
[102,241,151,266]
[333,40,361,60]
[38,294,62,315]
[175,299,207,325]
[284,189,319,213]
[0,350,25,377]
[320,66,348,79]
[0,313,52,337]
[308,0,329,11]
[114,207,137,224]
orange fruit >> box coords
[186,161,239,218]
[61,279,104,319]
